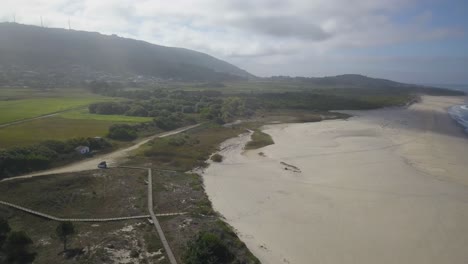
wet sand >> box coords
[203,96,468,264]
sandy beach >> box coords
[202,96,468,264]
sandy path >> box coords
[203,96,468,264]
[3,124,200,181]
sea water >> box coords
[449,104,468,133]
[427,84,468,134]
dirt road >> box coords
[2,124,200,182]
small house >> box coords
[75,146,90,155]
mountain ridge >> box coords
[0,22,253,85]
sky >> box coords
[1,0,467,84]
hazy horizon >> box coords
[1,0,467,84]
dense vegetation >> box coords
[266,75,465,96]
[89,89,249,125]
[89,86,420,127]
[0,137,111,178]
[242,91,413,110]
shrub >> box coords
[168,136,187,147]
[183,232,233,264]
[3,231,36,263]
[154,115,180,130]
[245,130,274,150]
[0,217,11,249]
[107,124,137,141]
[210,154,223,162]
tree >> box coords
[56,222,75,252]
[221,97,245,122]
[3,231,35,263]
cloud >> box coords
[0,0,466,82]
[230,15,332,40]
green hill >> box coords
[0,23,253,85]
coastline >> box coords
[448,102,468,134]
[202,95,468,264]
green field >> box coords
[0,97,119,125]
[0,117,120,148]
[60,108,153,123]
[0,88,95,100]
[0,88,153,148]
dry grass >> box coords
[0,168,168,264]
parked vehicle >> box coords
[98,161,107,169]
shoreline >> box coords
[202,95,468,264]
[448,102,468,134]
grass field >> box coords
[0,117,118,148]
[0,97,118,125]
[0,88,153,148]
[60,108,153,123]
[0,88,97,100]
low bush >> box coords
[107,124,137,141]
[183,232,233,264]
[211,154,223,162]
[245,130,274,150]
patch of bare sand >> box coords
[203,96,468,264]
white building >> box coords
[75,146,90,155]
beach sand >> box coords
[202,96,468,264]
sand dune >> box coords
[203,96,468,264]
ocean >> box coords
[449,104,468,133]
[422,84,468,133]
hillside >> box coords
[0,23,253,86]
[267,74,465,95]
